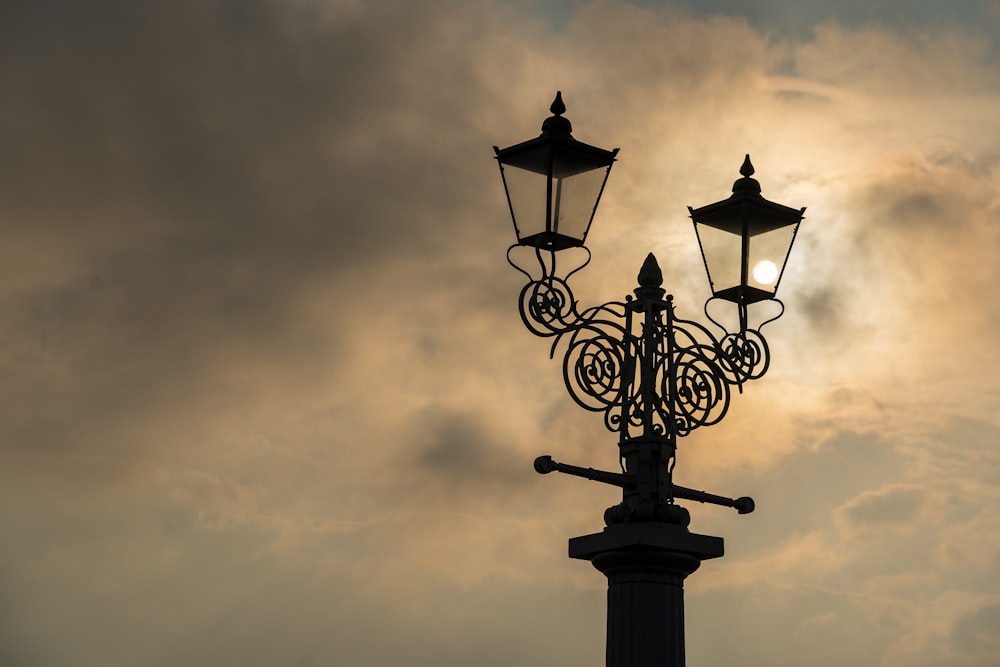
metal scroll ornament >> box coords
[508,246,775,447]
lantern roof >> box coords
[493,92,619,176]
[688,155,805,236]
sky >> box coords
[1,1,999,665]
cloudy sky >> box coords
[2,1,999,665]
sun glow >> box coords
[752,259,779,285]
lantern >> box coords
[689,155,805,305]
[494,92,619,251]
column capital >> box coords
[569,521,724,567]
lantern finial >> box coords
[550,91,567,116]
[541,91,573,138]
[732,154,761,196]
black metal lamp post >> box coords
[495,91,619,251]
[690,155,805,332]
[494,93,806,667]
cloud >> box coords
[953,604,1000,655]
[838,484,924,525]
[1,1,999,666]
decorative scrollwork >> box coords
[566,333,627,406]
[519,276,578,337]
[550,299,744,442]
[508,244,592,338]
[703,295,782,383]
[720,330,770,382]
[667,342,731,437]
[512,249,777,444]
[633,314,731,440]
[559,303,632,431]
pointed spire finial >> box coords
[634,253,666,300]
[550,91,566,116]
[637,253,663,288]
[541,90,573,138]
[732,154,761,196]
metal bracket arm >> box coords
[534,455,635,490]
[672,485,755,514]
[535,455,753,514]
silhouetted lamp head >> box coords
[688,155,806,305]
[494,91,620,251]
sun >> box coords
[752,259,779,285]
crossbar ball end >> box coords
[734,496,755,514]
[534,455,556,474]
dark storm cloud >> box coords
[0,0,513,470]
[0,0,480,271]
[865,167,972,233]
[517,0,1000,47]
[797,285,844,334]
[952,604,1000,654]
[647,0,1000,44]
[713,429,906,544]
[410,407,531,496]
[856,155,1000,315]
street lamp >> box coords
[690,154,805,332]
[494,91,619,251]
[494,93,806,667]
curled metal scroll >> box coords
[508,245,591,338]
[668,351,730,437]
[660,314,734,438]
[511,248,778,443]
[518,276,578,337]
[541,297,743,441]
[702,296,783,385]
[560,302,632,432]
[720,330,770,383]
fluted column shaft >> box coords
[569,523,723,667]
[591,550,700,667]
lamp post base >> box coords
[570,522,724,667]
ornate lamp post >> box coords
[494,93,806,667]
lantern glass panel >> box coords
[747,224,798,293]
[551,161,610,242]
[501,164,548,241]
[694,222,741,295]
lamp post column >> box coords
[600,551,694,667]
[570,522,723,667]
